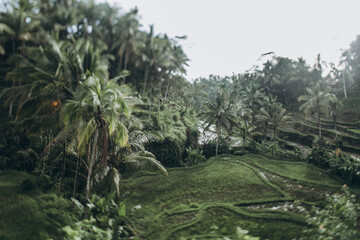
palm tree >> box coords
[199,91,238,156]
[328,97,341,137]
[111,8,140,81]
[258,96,291,140]
[298,82,336,136]
[241,84,263,125]
[61,74,131,200]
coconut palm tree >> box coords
[61,74,131,200]
[199,91,238,156]
[298,82,336,136]
[241,84,264,125]
[258,96,291,140]
[111,8,141,80]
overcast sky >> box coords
[107,0,360,81]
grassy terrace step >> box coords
[279,127,360,155]
[292,113,360,138]
[293,113,360,128]
[122,154,346,239]
[241,154,343,187]
[291,119,360,147]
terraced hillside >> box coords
[279,113,360,156]
[122,154,346,239]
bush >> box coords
[307,137,330,168]
[326,153,360,184]
[300,188,360,240]
[258,141,302,161]
[185,147,206,166]
[202,136,231,158]
[65,195,132,239]
[145,138,183,167]
[20,175,52,193]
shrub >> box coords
[202,136,231,158]
[172,114,179,122]
[307,137,330,168]
[185,147,206,166]
[20,175,52,193]
[145,137,183,167]
[258,141,302,161]
[65,195,133,240]
[300,188,360,240]
[326,153,360,184]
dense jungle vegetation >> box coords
[0,0,360,239]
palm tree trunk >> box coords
[41,132,50,175]
[216,127,221,156]
[8,79,15,117]
[142,65,149,96]
[274,127,277,141]
[242,131,245,150]
[343,70,347,98]
[86,128,99,200]
[72,156,79,198]
[123,48,130,83]
[317,98,321,137]
[164,77,171,100]
[216,132,219,156]
[148,76,154,120]
[318,115,322,137]
[334,115,337,138]
[85,129,98,219]
[58,141,66,196]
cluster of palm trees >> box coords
[0,0,189,201]
[199,85,292,155]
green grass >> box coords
[242,154,342,187]
[0,171,75,240]
[0,154,349,239]
[121,154,346,239]
[349,128,360,134]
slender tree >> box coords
[199,91,237,156]
[298,82,336,136]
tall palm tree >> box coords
[241,84,263,125]
[258,96,291,140]
[111,8,140,80]
[61,74,131,200]
[199,92,237,156]
[298,82,336,136]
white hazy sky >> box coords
[107,0,360,81]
